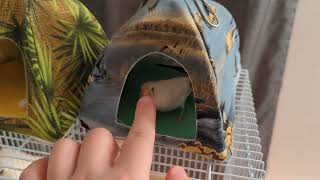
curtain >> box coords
[81,0,298,165]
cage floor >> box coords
[0,69,266,180]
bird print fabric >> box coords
[80,0,240,161]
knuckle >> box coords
[131,129,146,139]
[130,129,155,140]
[53,138,78,150]
[56,138,76,146]
[115,173,130,180]
[88,128,113,140]
[112,168,130,180]
[71,173,91,180]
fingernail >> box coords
[137,96,155,112]
[136,96,156,121]
[138,96,153,106]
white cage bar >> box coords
[0,69,266,179]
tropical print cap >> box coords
[0,0,108,142]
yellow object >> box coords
[0,38,27,118]
[226,28,236,54]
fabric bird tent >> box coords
[0,0,107,141]
[80,0,241,161]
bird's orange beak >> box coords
[140,87,151,97]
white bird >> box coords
[140,76,192,120]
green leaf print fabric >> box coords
[0,0,108,142]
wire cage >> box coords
[0,69,266,180]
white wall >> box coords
[266,1,320,179]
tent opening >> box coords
[0,37,27,118]
[117,53,197,140]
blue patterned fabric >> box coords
[80,0,240,160]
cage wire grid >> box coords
[0,69,266,180]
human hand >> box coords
[20,96,188,180]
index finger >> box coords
[115,96,156,179]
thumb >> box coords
[165,166,189,180]
[20,157,48,180]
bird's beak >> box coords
[140,88,151,97]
